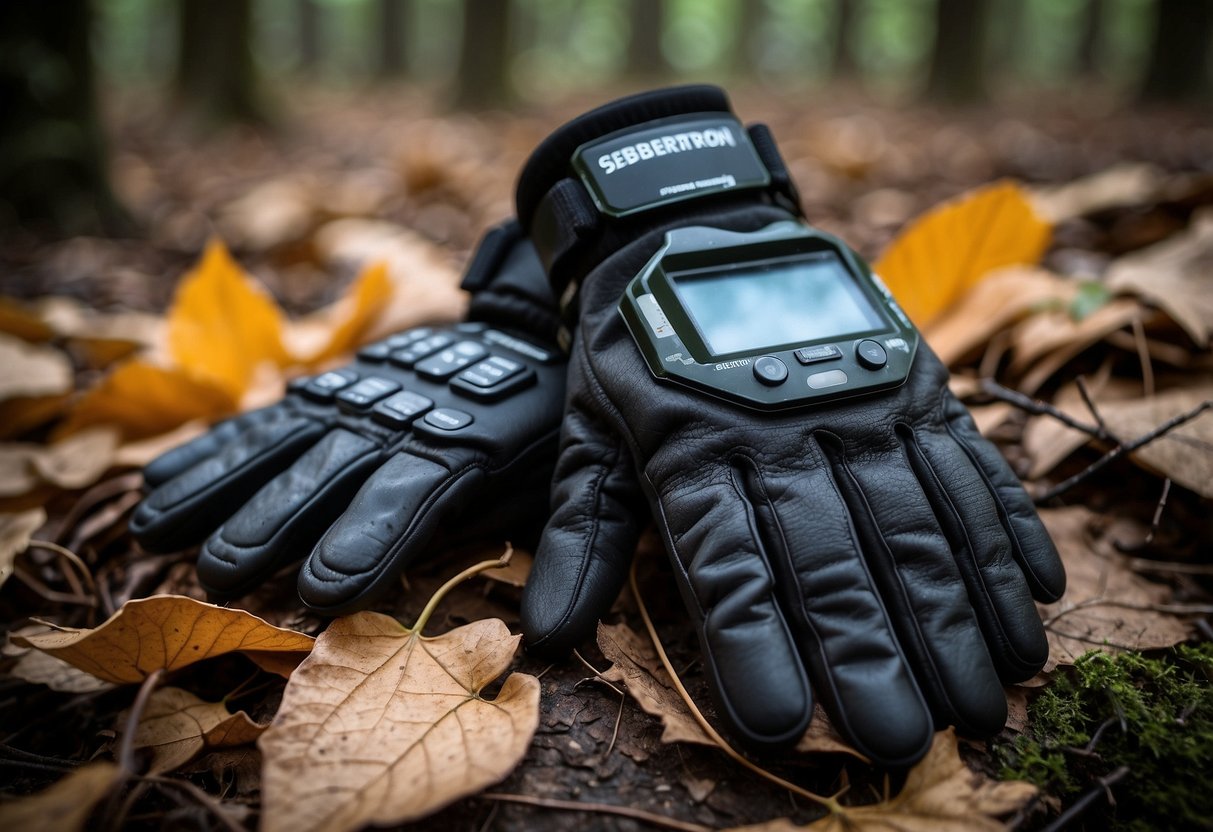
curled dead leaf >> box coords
[0,508,46,588]
[729,730,1036,832]
[0,428,120,498]
[259,559,539,832]
[124,686,267,774]
[0,762,121,832]
[874,180,1052,328]
[11,594,314,684]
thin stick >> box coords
[1131,315,1154,397]
[1039,765,1130,832]
[147,775,250,832]
[118,669,163,774]
[1036,400,1212,502]
[980,379,1104,439]
[12,566,97,608]
[629,564,840,813]
[481,792,712,832]
[1115,478,1173,553]
[27,539,99,604]
[571,650,626,756]
[1074,376,1112,440]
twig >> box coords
[571,650,626,756]
[480,792,712,832]
[12,566,97,608]
[27,540,99,616]
[1039,765,1130,832]
[1043,597,1213,627]
[1122,556,1213,576]
[979,379,1105,439]
[118,669,163,774]
[147,775,251,832]
[1035,399,1213,502]
[1115,479,1172,553]
[1074,376,1113,441]
[572,649,624,696]
[1131,315,1154,397]
[629,564,842,813]
[0,743,80,769]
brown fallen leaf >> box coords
[0,507,45,588]
[0,334,73,401]
[0,761,121,832]
[1030,162,1164,223]
[0,428,120,498]
[56,359,235,441]
[218,177,316,251]
[1105,208,1213,347]
[1008,299,1144,394]
[112,420,209,469]
[9,648,115,694]
[167,238,291,400]
[0,297,56,342]
[123,686,267,774]
[11,594,314,684]
[874,181,1052,329]
[729,729,1036,832]
[1037,507,1193,669]
[597,621,862,759]
[258,556,540,832]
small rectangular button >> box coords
[386,328,432,349]
[371,390,434,428]
[389,333,454,368]
[423,408,473,431]
[795,345,842,365]
[303,369,359,402]
[483,330,560,364]
[458,356,524,388]
[337,376,401,411]
[807,369,848,389]
[414,341,489,381]
[357,342,393,362]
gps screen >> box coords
[672,254,885,356]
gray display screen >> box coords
[672,254,885,355]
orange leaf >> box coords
[167,238,290,398]
[873,180,1052,328]
[285,260,392,366]
[57,359,235,441]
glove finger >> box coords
[944,396,1065,602]
[129,409,327,552]
[521,404,647,658]
[658,464,812,751]
[197,428,389,600]
[297,448,486,615]
[141,404,285,488]
[823,432,1008,737]
[740,453,934,766]
[905,425,1051,681]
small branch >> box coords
[1122,556,1213,576]
[118,669,163,775]
[1074,376,1113,441]
[481,792,712,832]
[1035,399,1213,502]
[1039,765,1130,832]
[1131,315,1154,398]
[1044,597,1213,627]
[13,566,97,608]
[146,775,250,832]
[979,379,1105,439]
[27,540,99,609]
[1115,478,1173,553]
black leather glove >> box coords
[130,221,567,614]
[517,87,1065,765]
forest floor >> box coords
[0,83,1211,832]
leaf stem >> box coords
[628,563,842,814]
[412,548,513,636]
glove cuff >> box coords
[461,219,562,344]
[515,85,802,308]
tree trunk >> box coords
[377,0,409,78]
[296,0,323,74]
[1076,0,1104,78]
[452,0,513,110]
[0,0,129,236]
[628,0,667,78]
[1140,0,1213,103]
[925,0,990,104]
[175,0,265,127]
[832,0,859,78]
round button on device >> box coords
[752,356,788,386]
[855,339,888,370]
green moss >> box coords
[995,644,1213,832]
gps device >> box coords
[619,220,918,410]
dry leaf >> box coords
[1030,163,1164,223]
[9,648,115,694]
[1021,375,1140,479]
[874,181,1052,328]
[124,686,266,774]
[1105,209,1213,347]
[0,762,121,832]
[57,359,235,440]
[218,178,316,250]
[0,428,120,498]
[1038,507,1192,669]
[11,594,314,684]
[0,297,55,342]
[730,730,1035,832]
[259,608,539,832]
[480,547,533,588]
[0,334,72,401]
[596,621,862,758]
[113,420,208,469]
[167,238,290,399]
[284,260,392,365]
[0,507,45,588]
[1008,298,1143,394]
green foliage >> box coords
[997,645,1213,832]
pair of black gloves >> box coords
[131,86,1064,767]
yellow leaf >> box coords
[730,730,1036,832]
[123,686,267,775]
[874,180,1052,328]
[0,297,55,342]
[0,762,121,832]
[11,594,314,684]
[56,359,235,441]
[259,563,540,832]
[167,238,290,398]
[285,261,392,366]
[0,508,45,588]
